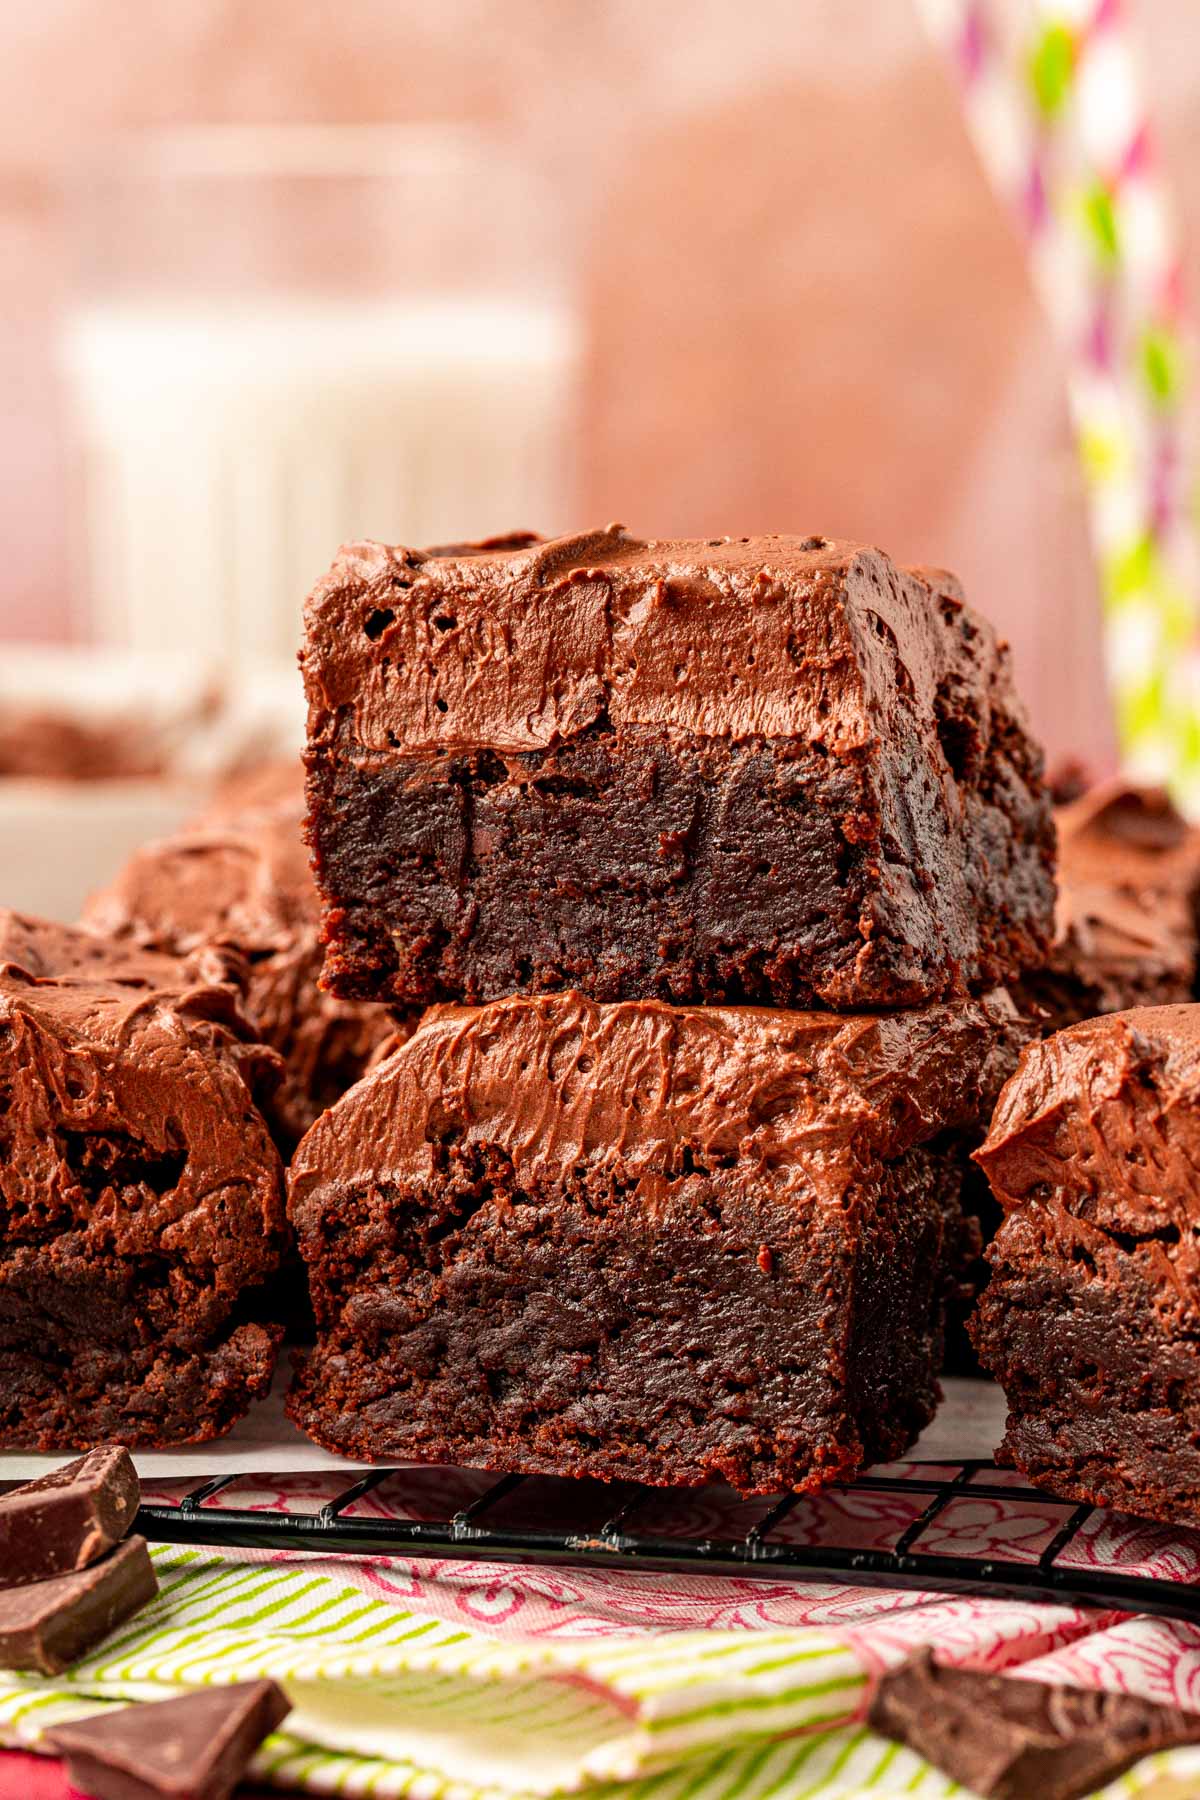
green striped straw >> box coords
[916,0,1200,808]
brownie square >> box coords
[0,913,287,1449]
[973,1004,1200,1523]
[300,528,1054,1010]
[287,988,1025,1493]
[83,767,400,1148]
[1016,780,1200,1032]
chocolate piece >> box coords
[288,987,1024,1492]
[0,920,286,1451]
[84,771,400,1148]
[0,1535,156,1674]
[869,1649,1200,1800]
[0,1447,139,1589]
[46,1678,290,1800]
[973,1004,1200,1523]
[300,527,1054,1010]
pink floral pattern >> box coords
[139,1461,1200,1697]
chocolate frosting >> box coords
[290,987,1026,1230]
[0,908,235,996]
[976,1005,1200,1309]
[0,712,162,782]
[869,1648,1200,1800]
[192,758,311,830]
[1015,781,1200,1029]
[301,525,1015,758]
[1056,778,1200,932]
[83,789,398,1144]
[1024,874,1196,1025]
[0,916,286,1352]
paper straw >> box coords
[915,0,1200,807]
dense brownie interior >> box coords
[291,1140,955,1491]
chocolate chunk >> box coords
[0,1446,139,1590]
[46,1679,290,1800]
[0,1535,156,1674]
[869,1649,1200,1800]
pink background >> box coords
[3,0,1200,766]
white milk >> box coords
[61,296,579,663]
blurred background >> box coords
[3,0,1200,835]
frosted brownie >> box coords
[288,988,1024,1493]
[299,527,1054,1009]
[1017,780,1200,1032]
[974,1005,1200,1523]
[83,767,399,1147]
[0,916,287,1449]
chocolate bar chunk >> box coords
[0,1535,156,1674]
[869,1649,1200,1800]
[0,1446,139,1590]
[46,1678,290,1800]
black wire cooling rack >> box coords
[132,1460,1200,1625]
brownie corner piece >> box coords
[0,919,287,1449]
[286,987,1020,1492]
[972,1003,1200,1523]
[300,527,1054,1009]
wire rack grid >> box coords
[131,1459,1200,1624]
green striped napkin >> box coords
[0,1546,1194,1798]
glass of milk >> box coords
[59,126,581,665]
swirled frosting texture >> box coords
[303,526,999,755]
[0,912,287,1447]
[973,1005,1200,1520]
[977,1005,1200,1258]
[291,987,1026,1225]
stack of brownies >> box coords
[0,523,1060,1486]
[284,525,1056,1493]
